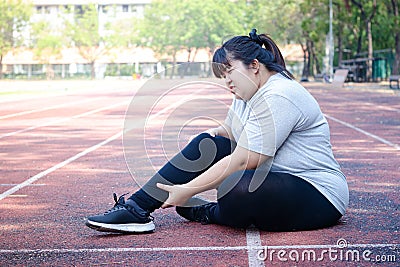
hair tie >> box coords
[249,29,263,47]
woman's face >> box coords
[223,60,259,101]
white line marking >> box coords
[0,92,67,104]
[361,101,400,112]
[246,227,265,267]
[0,184,46,186]
[0,85,398,263]
[0,131,123,201]
[325,114,400,150]
[0,243,397,254]
[0,100,129,140]
[317,91,400,113]
[0,88,205,200]
[0,97,103,120]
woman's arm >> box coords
[157,145,270,208]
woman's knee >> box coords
[172,133,218,171]
[185,133,235,162]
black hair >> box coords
[212,29,294,80]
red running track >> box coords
[0,80,398,266]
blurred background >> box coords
[0,0,399,82]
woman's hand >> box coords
[188,128,219,143]
[203,128,219,137]
[156,183,196,208]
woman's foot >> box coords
[175,202,217,225]
[86,193,155,234]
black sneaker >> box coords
[176,202,217,225]
[86,193,155,233]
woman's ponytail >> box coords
[213,29,294,80]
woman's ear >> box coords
[250,59,260,73]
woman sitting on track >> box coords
[86,29,349,233]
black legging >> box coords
[129,133,342,231]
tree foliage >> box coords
[64,4,126,78]
[1,0,399,79]
[30,19,65,79]
[64,4,105,79]
[139,0,245,57]
[246,0,303,44]
[137,0,245,77]
[0,0,32,78]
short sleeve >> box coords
[267,95,302,149]
[224,104,234,129]
[237,94,301,156]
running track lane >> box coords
[0,88,133,192]
[2,82,396,262]
[0,81,259,266]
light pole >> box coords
[328,0,334,82]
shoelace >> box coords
[103,193,155,221]
[103,193,129,215]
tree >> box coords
[1,0,397,81]
[137,0,182,77]
[65,4,113,79]
[247,0,305,79]
[349,0,377,80]
[138,0,245,78]
[108,17,142,48]
[385,0,399,74]
[178,0,245,76]
[30,20,64,79]
[298,0,331,80]
[246,0,303,45]
[185,0,245,53]
[0,0,32,79]
[250,0,334,80]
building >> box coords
[31,0,150,36]
[3,0,303,79]
[4,0,158,79]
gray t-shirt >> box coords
[225,73,349,215]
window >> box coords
[122,5,128,12]
[44,6,51,14]
[75,5,83,16]
[32,64,44,74]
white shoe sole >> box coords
[86,220,155,233]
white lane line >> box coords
[361,101,400,112]
[318,92,400,113]
[0,92,67,104]
[325,114,400,150]
[246,227,265,267]
[0,243,397,254]
[0,100,129,140]
[0,131,123,201]
[0,88,207,200]
[0,97,103,120]
[0,184,46,186]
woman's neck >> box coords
[258,69,277,89]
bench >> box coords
[389,75,400,89]
[331,69,349,89]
